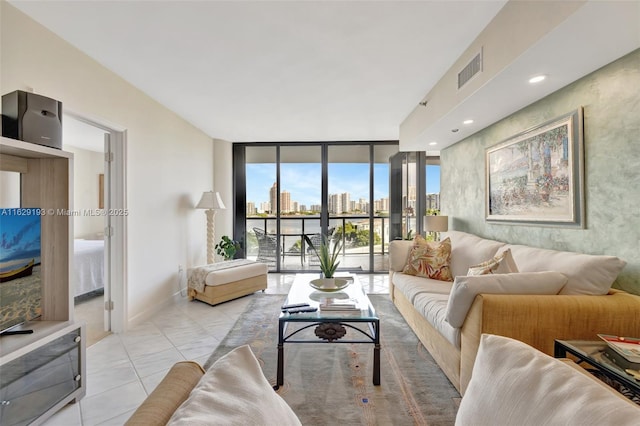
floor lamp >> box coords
[424,215,448,241]
[196,191,226,264]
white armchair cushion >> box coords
[168,345,301,426]
[445,272,568,328]
[456,334,640,426]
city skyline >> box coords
[246,163,440,209]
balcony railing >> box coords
[246,215,390,272]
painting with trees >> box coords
[485,108,584,227]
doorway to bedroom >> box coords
[65,113,127,346]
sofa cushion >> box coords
[456,334,640,426]
[467,248,518,276]
[501,244,627,295]
[168,345,301,426]
[442,231,507,278]
[413,292,461,348]
[392,272,453,304]
[445,272,568,328]
[403,236,453,281]
[388,240,413,272]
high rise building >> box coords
[269,182,277,214]
[247,201,256,216]
[426,193,441,211]
[340,192,350,214]
[281,190,291,213]
[328,193,342,215]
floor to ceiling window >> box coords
[389,152,441,241]
[234,142,399,273]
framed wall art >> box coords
[485,108,584,227]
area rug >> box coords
[204,294,460,425]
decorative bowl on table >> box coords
[309,278,350,292]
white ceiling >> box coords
[8,1,639,149]
[9,0,507,143]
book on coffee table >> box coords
[598,334,640,363]
[319,298,359,311]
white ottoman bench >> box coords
[187,259,268,306]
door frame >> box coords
[66,111,128,333]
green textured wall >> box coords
[441,49,640,295]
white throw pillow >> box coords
[168,345,301,426]
[445,272,567,328]
[456,334,640,426]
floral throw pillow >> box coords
[403,236,453,282]
[467,248,519,276]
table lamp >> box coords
[196,191,226,263]
[424,215,448,241]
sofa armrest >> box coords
[459,290,640,394]
[125,361,205,426]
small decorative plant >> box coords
[304,234,343,278]
[215,236,241,260]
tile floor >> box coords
[44,273,389,425]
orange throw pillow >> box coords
[403,236,453,282]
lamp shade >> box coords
[424,215,448,232]
[196,191,226,210]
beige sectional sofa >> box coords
[389,231,640,394]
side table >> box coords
[554,339,640,399]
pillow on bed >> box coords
[168,345,300,426]
[445,272,568,328]
[402,236,453,282]
[467,248,518,276]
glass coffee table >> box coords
[555,339,640,398]
[275,273,380,390]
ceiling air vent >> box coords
[458,48,483,89]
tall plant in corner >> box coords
[304,234,343,278]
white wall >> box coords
[213,138,234,240]
[1,2,214,326]
[65,146,104,239]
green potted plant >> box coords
[304,234,343,279]
[215,236,241,261]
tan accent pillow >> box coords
[402,236,453,282]
[467,248,519,276]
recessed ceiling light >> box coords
[463,119,474,125]
[529,75,546,84]
[429,142,438,146]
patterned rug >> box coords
[205,294,460,425]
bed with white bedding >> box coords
[74,239,104,298]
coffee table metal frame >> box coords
[554,339,640,397]
[275,274,380,390]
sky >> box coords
[0,210,41,266]
[246,163,440,207]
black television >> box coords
[0,208,42,333]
